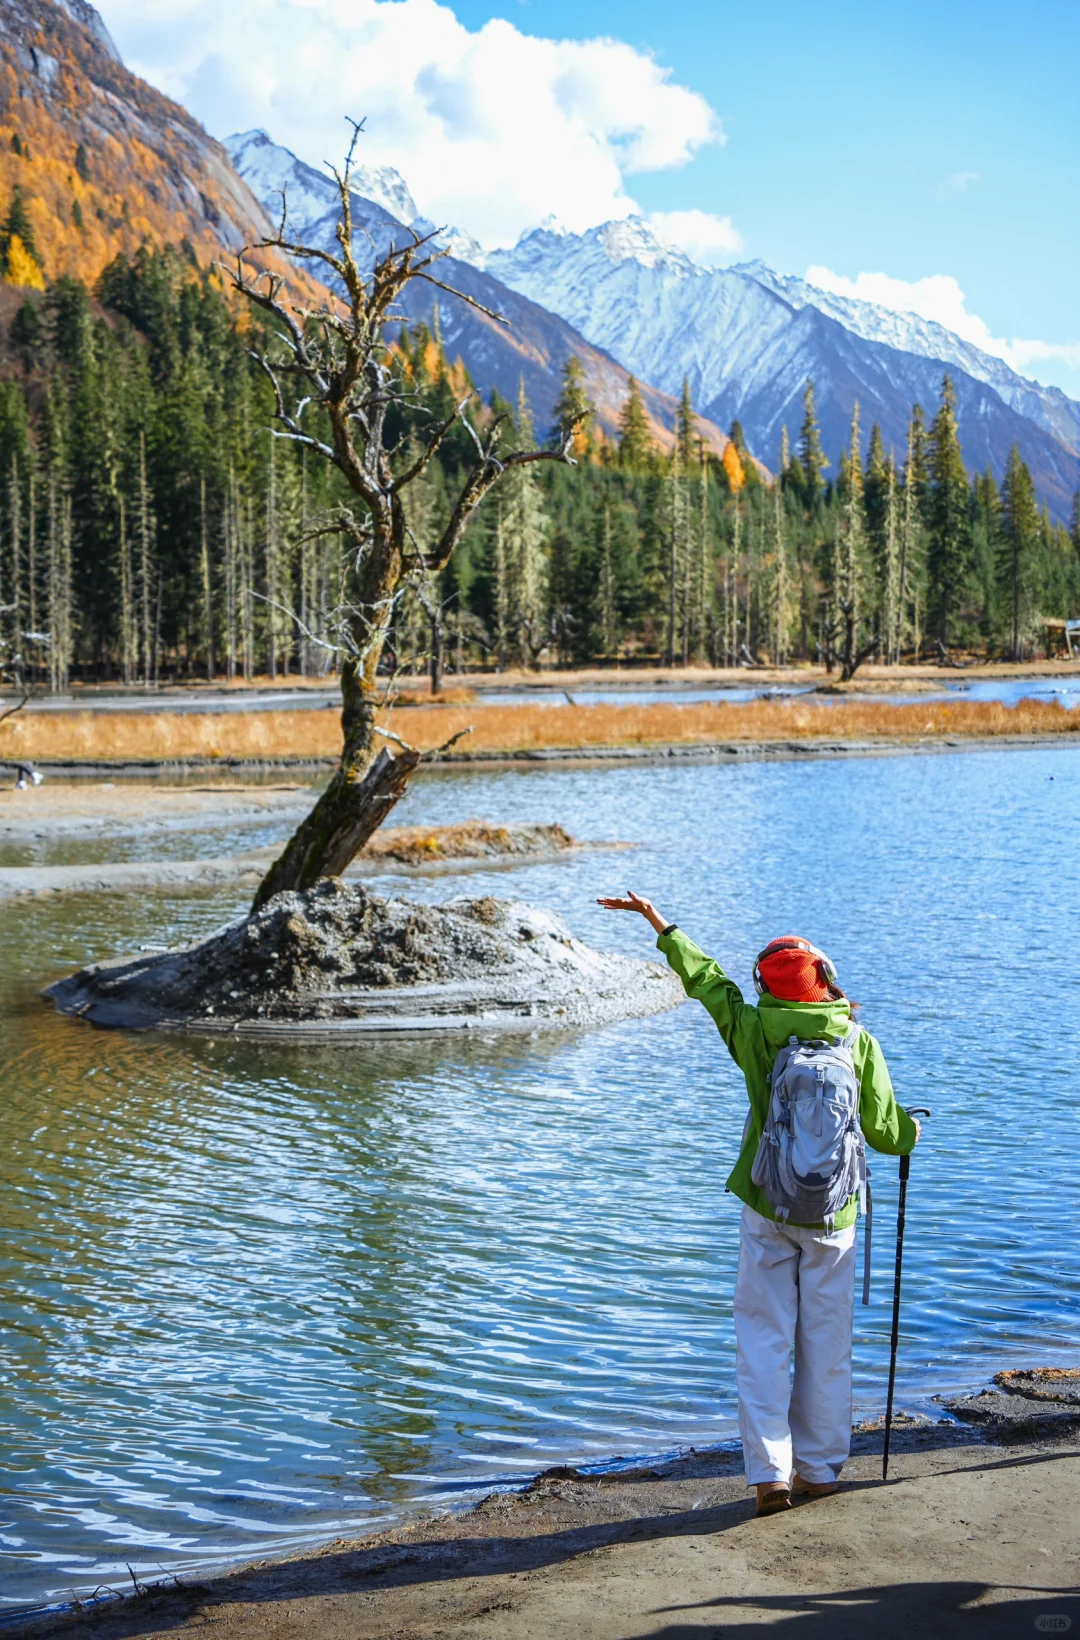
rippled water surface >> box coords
[3,747,1079,1610]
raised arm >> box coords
[595,889,672,934]
[597,890,757,1065]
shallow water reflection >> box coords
[2,746,1079,1609]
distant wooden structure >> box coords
[1044,619,1080,658]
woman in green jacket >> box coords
[598,889,919,1517]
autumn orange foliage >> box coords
[722,441,746,491]
[0,0,319,300]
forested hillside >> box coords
[1,248,1077,692]
[0,0,294,291]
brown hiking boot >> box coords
[791,1473,840,1498]
[755,1482,792,1516]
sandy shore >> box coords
[0,782,316,840]
[15,1425,1079,1639]
[0,790,605,900]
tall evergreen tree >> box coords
[798,380,827,511]
[551,355,593,455]
[617,376,653,471]
[676,377,696,467]
[837,402,868,678]
[926,375,971,651]
[997,444,1039,661]
[863,421,890,611]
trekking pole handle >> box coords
[898,1109,930,1183]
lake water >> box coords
[3,746,1079,1614]
[465,675,1080,708]
[16,671,1080,716]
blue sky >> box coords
[100,0,1080,394]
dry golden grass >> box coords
[364,821,574,864]
[2,695,1077,764]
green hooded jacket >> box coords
[657,926,917,1229]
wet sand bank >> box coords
[13,1424,1079,1639]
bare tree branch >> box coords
[375,722,475,761]
[228,120,588,903]
[0,689,29,727]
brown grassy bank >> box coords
[2,696,1078,763]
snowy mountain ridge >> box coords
[224,130,727,454]
[485,218,1080,458]
[225,131,483,268]
[226,133,1079,519]
[739,261,1080,456]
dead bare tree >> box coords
[230,122,585,910]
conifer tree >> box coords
[724,492,741,666]
[998,443,1039,661]
[676,378,696,468]
[617,376,653,471]
[837,402,870,679]
[10,301,41,355]
[503,385,550,665]
[2,187,38,262]
[799,380,827,511]
[118,493,134,684]
[898,411,924,661]
[926,375,971,652]
[696,451,711,659]
[199,476,214,680]
[137,430,154,685]
[599,503,616,656]
[771,476,789,664]
[863,421,890,608]
[883,454,901,664]
[551,356,593,455]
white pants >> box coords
[734,1205,856,1486]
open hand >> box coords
[596,890,670,935]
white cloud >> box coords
[805,265,1080,390]
[648,208,743,264]
[942,170,980,192]
[97,0,723,248]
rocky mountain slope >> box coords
[485,219,1080,518]
[738,261,1080,457]
[0,0,297,290]
[226,130,728,453]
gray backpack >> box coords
[751,1027,873,1297]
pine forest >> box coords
[2,242,1079,693]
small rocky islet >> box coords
[45,877,683,1039]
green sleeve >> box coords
[857,1030,918,1156]
[657,927,761,1069]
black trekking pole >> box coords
[882,1106,931,1482]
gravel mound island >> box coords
[44,879,684,1038]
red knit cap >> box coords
[756,936,834,1003]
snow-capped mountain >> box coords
[228,132,484,282]
[741,262,1080,457]
[226,133,1077,516]
[225,132,727,453]
[485,217,1080,518]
